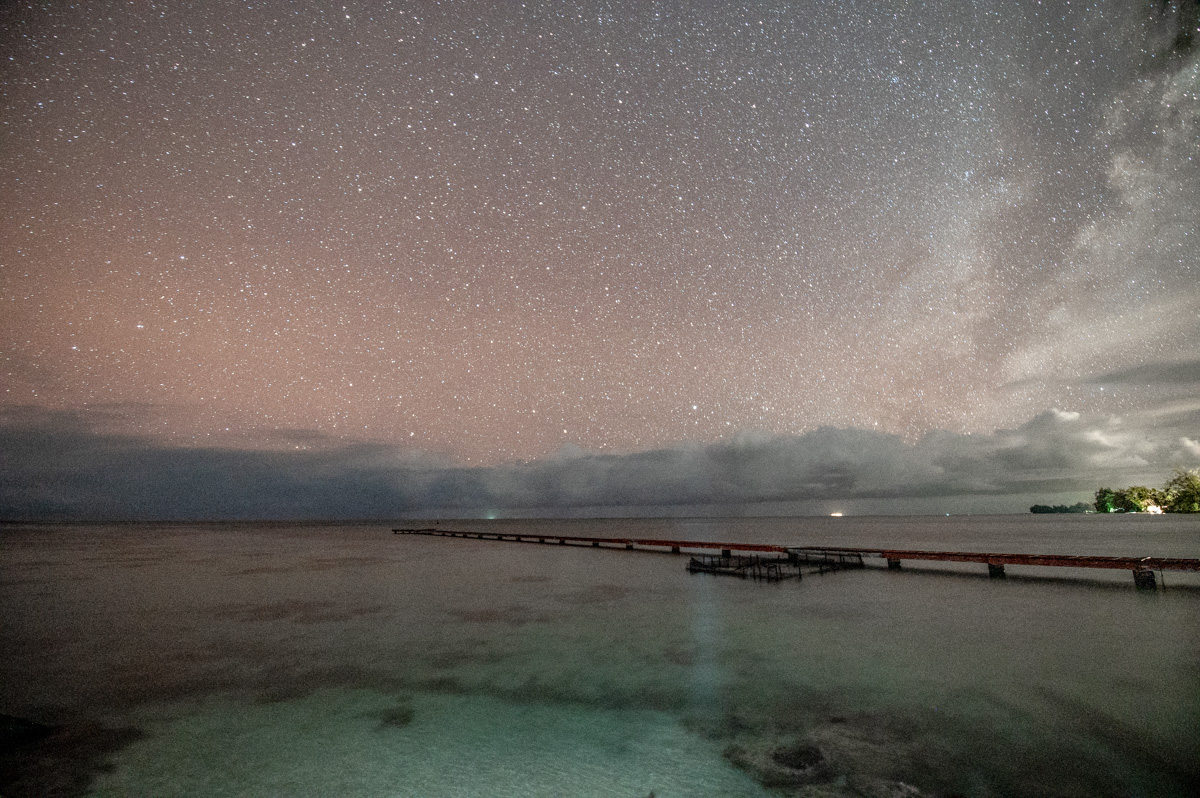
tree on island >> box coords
[1093,468,1200,513]
[1164,468,1200,513]
[1094,485,1165,513]
[1093,487,1119,514]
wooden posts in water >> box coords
[789,549,866,571]
[688,554,796,581]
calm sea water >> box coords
[1,515,1198,797]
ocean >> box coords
[2,515,1198,797]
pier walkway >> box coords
[392,527,1200,589]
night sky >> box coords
[2,1,1198,518]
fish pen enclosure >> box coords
[787,548,867,571]
[687,550,866,581]
[687,554,797,581]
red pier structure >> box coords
[392,528,1200,589]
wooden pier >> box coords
[392,528,1200,589]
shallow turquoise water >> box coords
[2,516,1198,796]
[90,690,772,798]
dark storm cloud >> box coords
[0,406,439,520]
[3,405,1195,520]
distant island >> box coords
[1091,468,1200,514]
[1029,502,1092,514]
[1029,468,1200,514]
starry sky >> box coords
[2,1,1198,518]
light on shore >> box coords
[830,512,843,517]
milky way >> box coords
[2,1,1197,491]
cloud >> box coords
[3,403,1197,520]
[1085,359,1200,385]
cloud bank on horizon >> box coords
[4,389,1197,519]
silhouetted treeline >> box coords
[1029,502,1091,514]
